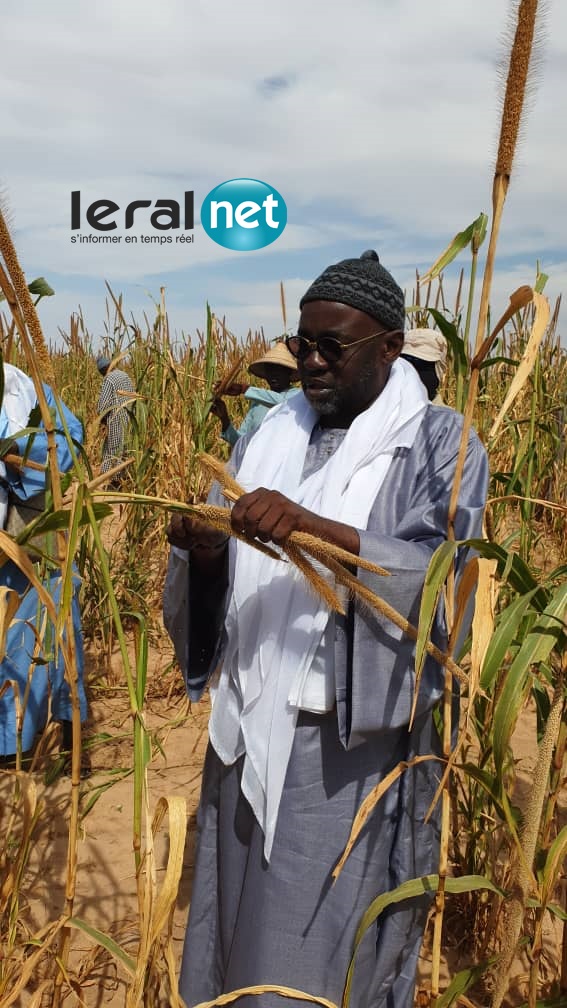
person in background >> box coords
[96,356,135,478]
[0,363,89,775]
[401,327,448,403]
[165,250,488,1008]
[210,341,299,446]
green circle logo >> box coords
[200,178,287,251]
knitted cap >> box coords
[299,250,405,332]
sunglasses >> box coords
[285,329,402,364]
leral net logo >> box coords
[200,178,287,251]
[69,179,287,252]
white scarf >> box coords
[0,364,38,529]
[208,357,428,861]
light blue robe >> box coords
[221,386,300,446]
[0,384,87,755]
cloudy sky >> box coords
[2,0,565,350]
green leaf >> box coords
[428,309,468,371]
[27,403,43,428]
[525,898,567,922]
[534,271,549,294]
[79,770,133,818]
[492,583,567,779]
[471,212,489,254]
[546,902,567,923]
[540,824,567,911]
[457,763,520,825]
[14,503,113,543]
[342,875,504,1007]
[415,541,459,686]
[134,613,148,708]
[517,996,567,1008]
[66,917,135,975]
[546,564,567,588]
[435,956,497,1008]
[532,677,552,741]
[479,355,519,371]
[57,482,84,639]
[27,277,55,298]
[423,214,488,279]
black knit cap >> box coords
[299,250,405,332]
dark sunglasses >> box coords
[285,329,402,364]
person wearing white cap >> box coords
[210,340,300,447]
[401,327,448,404]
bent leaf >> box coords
[332,755,441,881]
[413,541,459,720]
[0,585,22,662]
[422,214,488,280]
[193,987,338,1008]
[489,292,551,439]
[67,916,136,975]
[342,875,504,1007]
[469,558,498,696]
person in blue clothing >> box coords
[0,363,89,773]
[210,340,299,447]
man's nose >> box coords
[301,347,328,370]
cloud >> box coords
[1,0,565,345]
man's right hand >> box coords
[166,512,228,552]
[213,381,249,397]
[209,397,230,429]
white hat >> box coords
[402,328,448,382]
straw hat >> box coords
[248,341,299,381]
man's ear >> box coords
[382,330,404,362]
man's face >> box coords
[261,363,294,392]
[296,301,403,428]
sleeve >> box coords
[9,385,84,502]
[163,546,190,674]
[162,435,251,699]
[235,403,271,439]
[221,422,240,446]
[220,404,271,446]
[244,388,283,408]
[335,421,489,747]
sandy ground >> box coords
[1,626,563,1007]
[0,628,209,1007]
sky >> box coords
[1,0,566,352]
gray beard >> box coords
[308,361,380,421]
[311,392,341,417]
